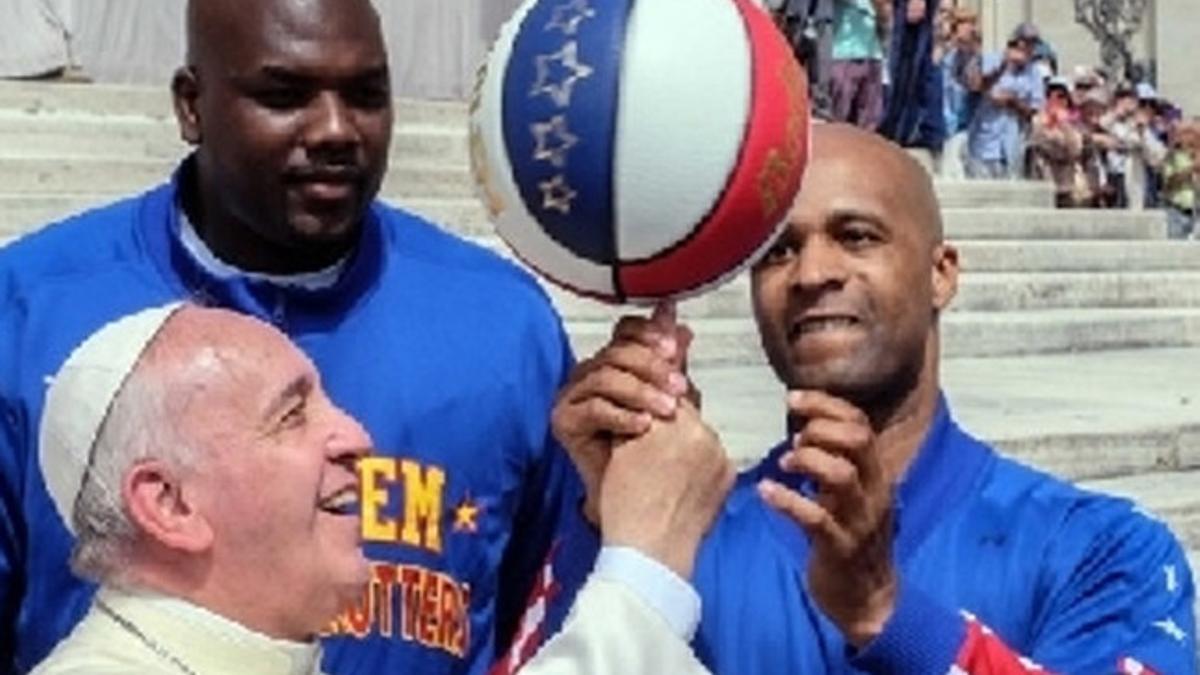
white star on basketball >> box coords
[539,175,578,215]
[545,0,596,36]
[532,115,580,168]
[531,41,594,108]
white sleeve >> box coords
[591,546,701,640]
[518,575,711,675]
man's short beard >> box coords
[781,343,927,431]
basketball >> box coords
[469,0,811,304]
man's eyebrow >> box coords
[825,207,888,229]
[256,64,390,84]
[257,65,312,84]
[262,374,312,424]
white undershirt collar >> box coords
[178,208,347,291]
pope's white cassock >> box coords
[34,572,710,674]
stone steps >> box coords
[0,156,1061,210]
[0,80,469,128]
[567,308,1200,366]
[958,240,1200,273]
[0,156,468,199]
[3,213,1197,317]
[472,234,1200,276]
[691,347,1200,479]
[396,199,1168,241]
[536,270,1200,321]
[0,110,469,163]
[7,195,1146,243]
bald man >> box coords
[543,124,1197,673]
[0,0,590,672]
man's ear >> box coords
[931,243,960,313]
[123,459,213,554]
[172,66,202,146]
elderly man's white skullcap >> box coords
[38,303,184,535]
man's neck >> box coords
[866,337,943,484]
[181,173,354,276]
[128,561,312,644]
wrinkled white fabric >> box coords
[0,0,72,78]
[2,0,525,99]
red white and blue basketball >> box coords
[470,0,811,303]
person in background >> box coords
[1076,88,1118,207]
[1103,84,1166,210]
[937,7,981,177]
[939,8,980,136]
[964,35,1044,179]
[1102,85,1140,208]
[828,0,891,130]
[879,0,946,159]
[1162,119,1200,240]
[1070,66,1103,109]
[769,0,836,119]
[1136,82,1170,208]
[1012,22,1057,79]
[1028,77,1087,208]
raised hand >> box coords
[599,400,735,578]
[551,302,694,523]
[758,390,897,648]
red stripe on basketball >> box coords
[617,0,809,297]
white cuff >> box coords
[592,546,702,641]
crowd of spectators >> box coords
[768,0,1199,240]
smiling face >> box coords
[751,125,957,409]
[159,309,372,639]
[174,0,393,270]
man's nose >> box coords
[789,236,848,292]
[306,92,359,150]
[327,406,372,460]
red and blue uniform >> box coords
[526,398,1196,674]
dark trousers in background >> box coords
[830,59,884,131]
[776,0,834,120]
[879,0,945,151]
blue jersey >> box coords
[0,159,582,674]
[534,399,1196,673]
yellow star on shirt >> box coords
[453,497,481,534]
[539,175,577,215]
[545,0,596,36]
[531,41,594,108]
[532,115,580,168]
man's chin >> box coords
[288,216,361,245]
[784,357,876,398]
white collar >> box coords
[177,208,347,291]
[96,587,323,675]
